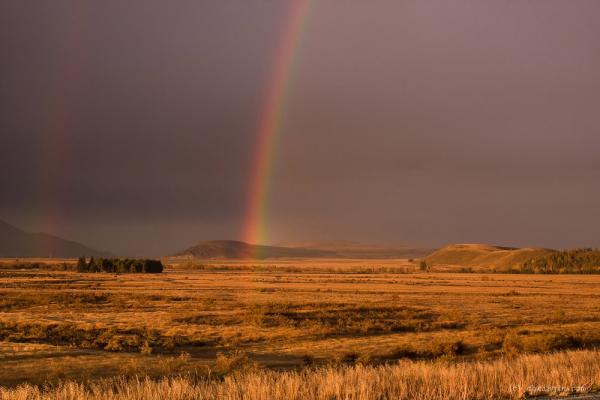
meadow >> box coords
[2,258,600,398]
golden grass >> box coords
[2,258,600,395]
[2,350,600,399]
[424,244,554,272]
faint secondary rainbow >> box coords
[243,0,313,249]
[38,5,88,255]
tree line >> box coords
[515,249,600,274]
[76,257,163,273]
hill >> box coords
[518,248,600,274]
[0,219,110,258]
[173,240,338,259]
[424,244,555,271]
[279,240,432,259]
[175,240,432,260]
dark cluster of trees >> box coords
[76,257,163,273]
[516,249,600,274]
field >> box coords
[2,258,600,399]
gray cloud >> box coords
[1,0,600,255]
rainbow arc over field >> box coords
[242,0,313,251]
[39,6,88,240]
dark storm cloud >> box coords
[1,1,600,255]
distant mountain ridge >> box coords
[173,240,335,259]
[174,240,431,259]
[0,219,110,258]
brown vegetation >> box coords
[2,350,600,399]
[424,243,554,272]
[2,258,600,396]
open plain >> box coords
[2,259,600,398]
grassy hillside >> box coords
[518,248,600,274]
[425,244,555,271]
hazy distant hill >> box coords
[174,240,337,259]
[424,243,555,270]
[0,219,110,258]
[279,240,432,259]
[175,240,431,259]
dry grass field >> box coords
[3,351,600,399]
[2,258,600,398]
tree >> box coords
[76,256,88,272]
[142,259,163,273]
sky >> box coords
[1,1,600,256]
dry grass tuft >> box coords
[1,350,600,399]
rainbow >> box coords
[242,0,313,250]
[38,6,88,241]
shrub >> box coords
[142,259,164,273]
[429,339,467,357]
[155,352,192,376]
[215,350,259,374]
[301,354,315,366]
[140,341,153,355]
[77,257,163,274]
[503,331,582,354]
[336,352,360,364]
